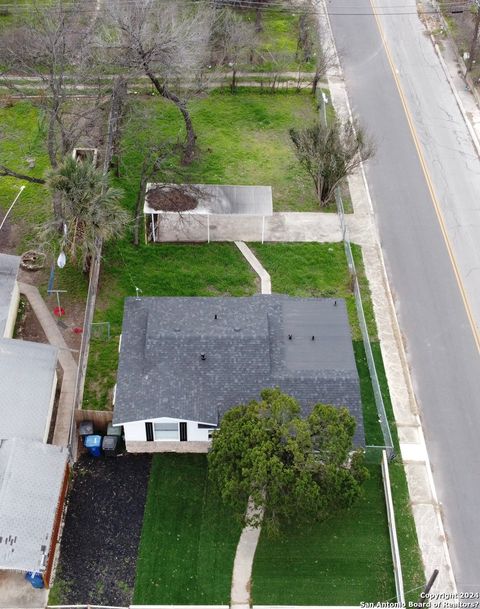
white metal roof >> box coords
[0,438,67,572]
[0,339,58,442]
[144,184,273,216]
[0,254,20,337]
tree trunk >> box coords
[231,67,237,93]
[143,67,196,164]
[468,9,480,72]
[0,165,45,184]
[312,69,320,96]
[255,8,263,32]
[52,191,63,221]
[133,172,148,247]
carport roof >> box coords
[0,254,20,338]
[0,339,58,442]
[144,183,273,216]
[0,438,67,572]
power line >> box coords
[0,0,471,16]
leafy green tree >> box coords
[37,157,129,272]
[208,388,368,535]
[290,119,374,207]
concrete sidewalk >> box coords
[318,1,456,594]
[19,282,77,448]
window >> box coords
[154,422,179,441]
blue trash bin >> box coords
[25,571,44,589]
[84,434,102,457]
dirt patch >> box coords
[0,211,22,254]
[53,454,152,606]
[14,296,48,343]
[146,186,198,212]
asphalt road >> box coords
[327,0,480,592]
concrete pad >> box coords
[400,442,428,463]
[0,570,47,608]
[397,424,422,445]
[404,462,434,504]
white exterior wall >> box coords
[123,416,215,443]
[4,282,20,338]
[43,370,58,443]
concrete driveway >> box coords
[0,571,46,608]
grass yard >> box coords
[133,454,242,605]
[83,242,257,409]
[0,102,50,231]
[119,90,321,212]
[252,465,394,604]
[247,10,317,73]
[251,242,423,604]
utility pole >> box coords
[418,569,439,606]
[467,0,480,72]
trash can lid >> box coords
[102,435,119,449]
[107,423,123,437]
[84,434,102,448]
[79,420,94,434]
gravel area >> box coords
[52,454,152,606]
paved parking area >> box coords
[0,571,47,608]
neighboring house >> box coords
[0,338,58,443]
[113,295,364,453]
[0,438,68,585]
[0,254,66,586]
[145,183,273,242]
[0,254,21,338]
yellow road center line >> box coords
[369,0,480,353]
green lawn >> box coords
[0,102,50,232]
[119,90,321,212]
[83,242,257,410]
[133,454,242,605]
[252,465,394,604]
[239,9,317,73]
[251,242,423,604]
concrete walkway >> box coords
[235,242,271,294]
[19,282,77,448]
[318,2,456,593]
[230,247,269,607]
[230,499,265,608]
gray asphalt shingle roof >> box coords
[0,339,58,442]
[0,254,20,337]
[114,295,364,444]
[0,438,67,572]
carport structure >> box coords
[145,183,273,243]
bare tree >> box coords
[0,1,107,216]
[290,119,374,207]
[210,8,258,91]
[100,0,213,164]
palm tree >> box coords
[37,157,130,272]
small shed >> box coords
[0,254,21,339]
[144,183,273,243]
[0,339,58,443]
[0,439,68,582]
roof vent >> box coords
[288,334,293,340]
[200,352,206,361]
[311,335,315,341]
[174,327,181,332]
[214,314,218,320]
[234,327,241,332]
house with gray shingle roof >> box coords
[113,295,364,452]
